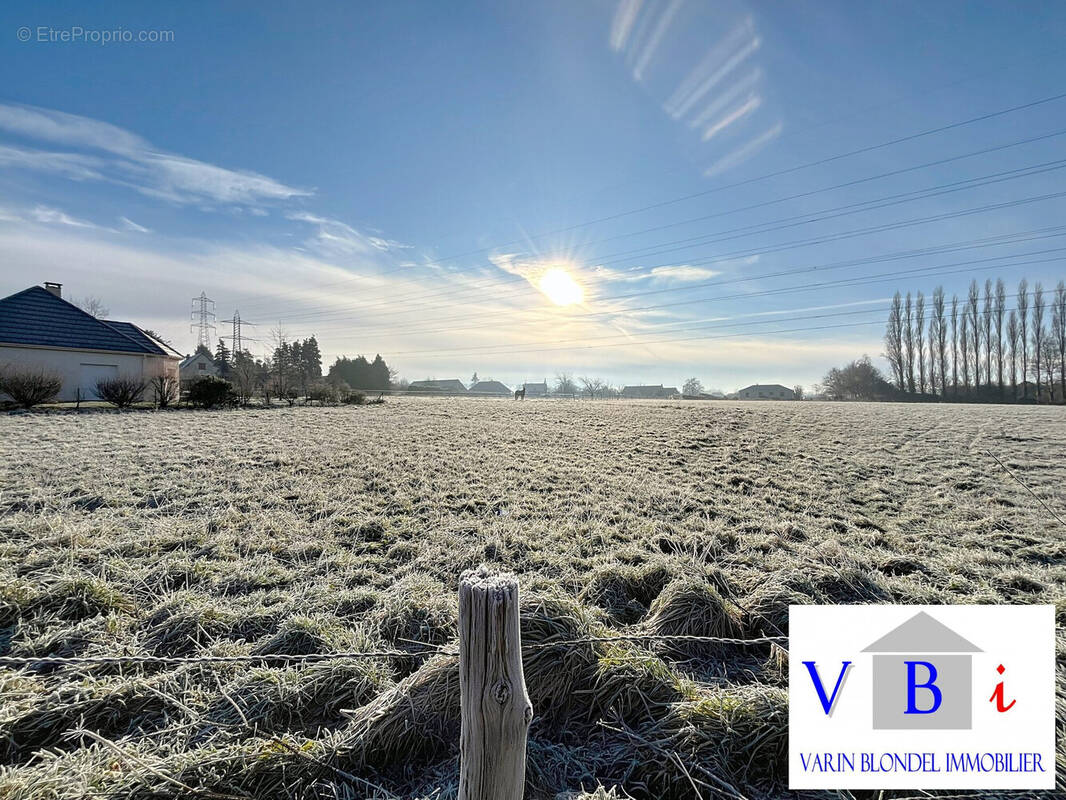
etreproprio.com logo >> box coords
[17,26,175,44]
[789,605,1055,790]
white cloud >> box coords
[27,204,98,229]
[0,144,104,181]
[286,212,409,256]
[0,104,148,154]
[0,103,311,207]
[119,216,151,233]
[649,265,721,281]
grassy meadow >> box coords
[0,398,1063,799]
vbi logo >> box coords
[788,605,1055,791]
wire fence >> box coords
[0,632,787,669]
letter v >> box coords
[803,661,852,715]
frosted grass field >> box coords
[1,398,1063,798]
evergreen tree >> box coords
[214,339,231,378]
[371,354,390,390]
[301,336,322,380]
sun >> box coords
[538,267,583,306]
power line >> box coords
[226,95,1066,316]
[277,190,1066,339]
[241,164,1066,332]
[232,127,1066,317]
[392,90,1066,267]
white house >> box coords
[0,282,182,402]
[179,351,219,383]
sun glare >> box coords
[538,267,584,306]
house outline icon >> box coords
[862,611,982,730]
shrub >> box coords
[0,366,63,408]
[343,390,367,405]
[306,381,339,406]
[187,375,236,408]
[95,375,146,408]
[150,374,179,408]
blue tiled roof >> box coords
[102,320,182,357]
[0,286,169,355]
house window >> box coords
[198,363,206,370]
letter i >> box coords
[990,664,1016,712]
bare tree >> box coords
[950,294,960,395]
[994,278,1006,395]
[1031,282,1046,400]
[1006,309,1020,399]
[884,292,905,390]
[1039,328,1057,403]
[74,296,110,318]
[150,374,179,408]
[553,372,577,397]
[932,286,947,396]
[231,357,258,406]
[966,280,980,389]
[982,279,993,392]
[903,292,916,393]
[682,377,703,396]
[1017,279,1029,399]
[959,315,971,391]
[578,376,606,399]
[915,291,926,394]
[1053,280,1066,402]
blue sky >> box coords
[2,0,1065,390]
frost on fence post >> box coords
[458,566,533,800]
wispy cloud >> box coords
[30,204,99,229]
[0,103,312,206]
[649,265,721,281]
[119,216,151,233]
[0,144,104,181]
[287,212,410,257]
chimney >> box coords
[43,282,62,298]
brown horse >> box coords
[514,387,526,400]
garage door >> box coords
[79,363,118,400]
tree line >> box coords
[884,278,1066,403]
[205,333,392,405]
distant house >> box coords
[469,379,511,396]
[621,384,677,399]
[179,352,218,383]
[0,282,181,402]
[408,379,467,395]
[736,383,796,400]
[522,381,548,397]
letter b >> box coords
[904,660,942,714]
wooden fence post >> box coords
[458,567,533,800]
